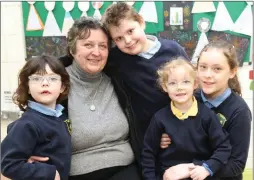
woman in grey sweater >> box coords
[64,17,141,180]
[22,17,141,180]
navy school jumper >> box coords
[107,39,190,157]
[195,90,252,180]
[1,108,72,180]
[141,100,231,180]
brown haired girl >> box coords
[1,55,71,180]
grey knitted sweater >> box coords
[66,61,134,176]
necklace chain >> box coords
[76,73,103,111]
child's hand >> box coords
[163,163,195,180]
[190,165,210,180]
[54,170,60,180]
[160,133,171,148]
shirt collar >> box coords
[138,35,161,59]
[171,96,198,120]
[201,88,231,108]
[28,100,64,117]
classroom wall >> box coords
[1,1,253,169]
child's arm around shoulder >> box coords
[195,105,232,176]
[141,112,164,180]
[1,118,56,180]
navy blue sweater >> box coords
[141,101,231,180]
[1,108,72,180]
[195,90,252,180]
[108,39,189,149]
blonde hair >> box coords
[197,40,241,96]
[157,57,197,92]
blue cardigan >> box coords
[1,108,72,180]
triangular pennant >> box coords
[192,2,216,13]
[43,12,62,36]
[232,5,253,36]
[78,2,90,17]
[26,4,44,31]
[211,2,234,31]
[139,2,158,23]
[191,32,209,64]
[62,12,74,37]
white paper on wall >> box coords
[170,7,183,25]
[92,2,104,20]
[139,2,158,23]
[192,32,209,64]
[78,2,90,17]
[62,2,75,37]
[62,12,74,37]
[191,2,216,13]
[232,5,253,36]
[211,2,234,31]
[26,2,44,31]
[43,2,62,36]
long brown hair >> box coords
[197,40,241,96]
[13,55,70,111]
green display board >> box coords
[22,1,252,62]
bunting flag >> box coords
[43,2,62,36]
[139,2,158,23]
[232,4,253,36]
[211,2,234,31]
[78,2,90,17]
[26,2,44,31]
[191,2,216,13]
[92,2,104,20]
[62,2,75,37]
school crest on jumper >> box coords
[217,113,227,126]
[64,119,72,135]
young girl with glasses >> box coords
[1,55,71,180]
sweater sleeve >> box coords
[141,115,163,180]
[213,107,252,178]
[193,109,232,175]
[1,120,56,180]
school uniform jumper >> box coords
[141,100,231,180]
[106,38,190,165]
[195,90,252,180]
[1,102,72,180]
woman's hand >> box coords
[27,156,49,163]
[160,133,171,149]
[163,163,195,180]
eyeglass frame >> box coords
[28,74,62,84]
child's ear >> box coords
[161,83,168,93]
[139,18,146,30]
[60,85,66,93]
[230,67,237,79]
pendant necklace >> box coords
[86,74,103,111]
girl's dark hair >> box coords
[197,40,241,96]
[67,16,112,58]
[13,55,70,111]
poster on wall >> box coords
[159,30,198,58]
[25,36,67,59]
[163,1,193,31]
[207,30,249,67]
